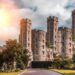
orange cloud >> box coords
[0,0,20,43]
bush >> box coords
[51,59,74,69]
[17,60,25,70]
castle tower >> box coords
[19,18,33,64]
[46,16,58,55]
[58,27,73,59]
[72,10,75,40]
[32,30,47,61]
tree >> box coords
[72,54,75,63]
[72,54,75,68]
[63,59,73,69]
[0,53,3,69]
[72,36,75,41]
[52,55,63,69]
[0,39,30,71]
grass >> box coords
[0,70,25,75]
[0,71,21,75]
[52,69,75,75]
[0,69,28,75]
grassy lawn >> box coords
[0,70,24,75]
[0,72,20,75]
[52,69,75,75]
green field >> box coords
[52,69,75,75]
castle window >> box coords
[36,50,38,54]
[69,43,71,47]
[55,28,57,32]
[69,49,71,53]
[42,51,45,55]
[55,47,56,51]
[55,41,56,44]
[43,40,44,43]
[28,31,30,34]
[62,36,65,40]
[55,35,56,38]
[29,22,31,25]
[69,37,71,41]
[43,45,44,49]
[28,38,30,41]
[28,43,30,47]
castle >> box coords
[19,10,75,63]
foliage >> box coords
[72,54,75,63]
[0,39,30,71]
[0,53,3,69]
[51,55,74,69]
[46,42,53,48]
[72,36,75,41]
[72,54,75,68]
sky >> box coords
[0,0,75,46]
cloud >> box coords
[12,0,74,29]
[14,0,72,25]
[15,0,73,31]
[65,0,75,10]
[0,0,75,46]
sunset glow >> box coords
[0,0,17,28]
[0,1,19,42]
[0,9,13,28]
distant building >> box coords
[32,30,47,61]
[19,18,33,63]
[47,16,58,55]
[58,27,73,59]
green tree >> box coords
[52,55,63,69]
[72,54,75,63]
[0,53,3,69]
[72,54,75,68]
[0,39,30,71]
[64,59,73,69]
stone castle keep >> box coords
[19,10,75,62]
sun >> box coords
[0,9,12,28]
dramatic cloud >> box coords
[0,0,75,46]
[14,0,73,27]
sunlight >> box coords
[0,9,13,28]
